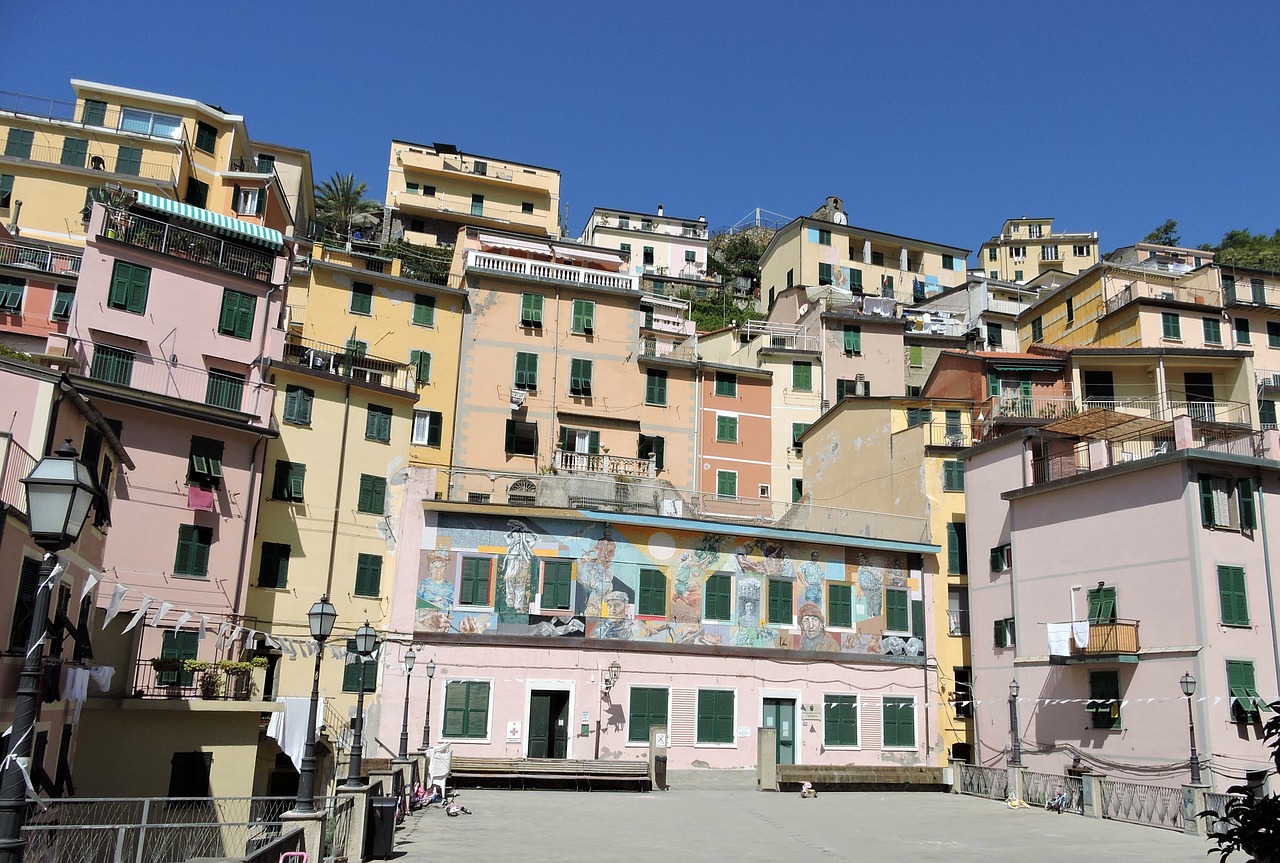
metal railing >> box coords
[0,434,36,512]
[465,249,638,292]
[1021,771,1084,813]
[1105,282,1220,315]
[1058,620,1140,656]
[920,420,975,448]
[946,609,968,636]
[22,796,294,863]
[988,395,1078,421]
[0,91,191,148]
[0,241,82,277]
[956,763,1009,800]
[280,334,416,393]
[1223,280,1280,308]
[323,697,353,753]
[4,142,175,185]
[129,660,263,701]
[638,336,697,362]
[322,795,355,863]
[740,320,820,352]
[554,449,656,479]
[105,209,276,283]
[1099,778,1185,831]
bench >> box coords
[776,764,947,793]
[450,756,651,791]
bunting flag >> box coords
[171,611,193,633]
[40,556,66,592]
[122,596,154,633]
[197,615,210,642]
[216,623,232,643]
[77,570,100,606]
[149,602,174,627]
[102,584,128,628]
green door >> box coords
[763,698,796,765]
[528,690,570,759]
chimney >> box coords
[657,203,664,216]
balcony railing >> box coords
[280,334,416,393]
[2,142,176,184]
[106,209,276,283]
[947,610,969,636]
[0,240,81,277]
[988,395,1078,421]
[639,336,698,362]
[0,90,191,147]
[554,448,656,479]
[0,433,36,513]
[1223,281,1280,309]
[741,320,820,352]
[465,249,637,291]
[130,660,265,701]
[1059,620,1140,657]
[985,298,1029,316]
[1105,282,1220,315]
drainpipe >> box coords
[1255,476,1280,689]
[325,381,354,595]
[232,434,265,620]
[549,283,562,471]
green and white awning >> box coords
[132,191,283,250]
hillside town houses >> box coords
[0,77,1276,811]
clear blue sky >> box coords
[6,1,1278,257]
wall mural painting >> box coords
[415,514,922,657]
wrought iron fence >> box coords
[1098,778,1184,831]
[106,209,276,283]
[322,795,355,863]
[1021,771,1083,813]
[956,763,1009,800]
[0,434,36,512]
[0,241,82,277]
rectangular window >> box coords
[520,293,544,327]
[824,695,858,746]
[569,358,593,396]
[767,579,793,624]
[571,299,595,334]
[459,557,492,607]
[4,129,34,159]
[108,261,150,314]
[714,372,737,397]
[409,349,432,384]
[60,137,88,168]
[1031,316,1044,342]
[1227,660,1267,723]
[1014,270,1024,282]
[9,558,39,651]
[882,697,915,748]
[815,229,831,246]
[828,583,853,628]
[205,370,245,411]
[642,246,655,266]
[792,478,803,502]
[1087,670,1122,729]
[943,460,965,491]
[89,344,134,385]
[948,586,969,636]
[1236,318,1251,345]
[993,617,1016,648]
[990,543,1012,573]
[645,369,668,405]
[791,422,811,450]
[521,202,534,215]
[1269,321,1280,348]
[987,247,998,262]
[1253,278,1267,304]
[817,262,833,286]
[504,419,538,455]
[637,434,665,471]
[792,361,812,392]
[716,470,737,499]
[716,415,738,443]
[1218,565,1250,626]
[1162,312,1181,340]
[0,174,12,210]
[704,574,732,620]
[184,177,209,208]
[357,474,386,514]
[258,542,290,589]
[354,553,382,597]
[174,524,212,577]
[365,404,393,442]
[51,286,74,322]
[283,385,313,425]
[81,99,108,127]
[186,437,224,488]
[952,667,973,718]
[116,146,142,176]
[540,560,573,611]
[217,289,256,340]
[194,121,217,153]
[1043,246,1060,261]
[350,282,373,315]
[987,322,1003,347]
[158,631,200,687]
[342,638,379,693]
[1074,244,1090,257]
[905,408,931,428]
[942,253,955,270]
[1204,317,1222,345]
[908,345,923,367]
[412,293,436,327]
[946,521,968,574]
[638,568,667,617]
[1065,297,1074,324]
[515,352,539,391]
[470,194,484,217]
[0,276,24,312]
[412,410,443,447]
[629,687,669,743]
[272,460,305,502]
[884,587,910,633]
[696,689,734,743]
[843,325,861,354]
[1199,475,1255,530]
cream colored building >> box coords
[977,217,1099,283]
[579,206,711,280]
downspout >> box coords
[1255,475,1280,689]
[232,434,266,620]
[549,282,562,470]
[325,381,354,595]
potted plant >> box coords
[185,660,221,699]
[218,657,268,700]
[150,657,182,674]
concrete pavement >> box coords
[389,788,1213,862]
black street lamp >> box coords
[1181,671,1202,786]
[0,442,98,863]
[1008,678,1023,767]
[292,595,337,813]
[343,622,379,787]
[420,659,436,750]
[398,648,416,759]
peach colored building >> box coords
[697,362,773,514]
[0,228,81,354]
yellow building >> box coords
[0,80,312,246]
[977,217,1099,283]
[800,396,975,763]
[385,140,561,248]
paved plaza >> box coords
[390,787,1214,862]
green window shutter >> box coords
[697,690,734,743]
[824,695,858,746]
[946,523,960,573]
[412,294,435,326]
[717,415,737,442]
[767,579,792,624]
[843,325,862,353]
[81,100,108,126]
[460,558,491,606]
[849,268,863,291]
[1162,312,1180,339]
[51,286,74,321]
[540,560,572,610]
[993,618,1007,648]
[1204,317,1221,343]
[646,369,667,405]
[521,293,544,326]
[366,405,392,442]
[570,358,593,396]
[355,553,382,597]
[716,471,737,499]
[638,568,666,616]
[283,386,313,424]
[629,687,669,743]
[464,681,490,736]
[1086,586,1116,622]
[714,373,737,397]
[987,371,1000,398]
[704,574,731,620]
[109,262,149,313]
[882,697,914,747]
[908,345,923,367]
[792,362,812,392]
[174,525,210,577]
[828,584,852,628]
[409,350,432,384]
[1239,479,1257,530]
[912,599,924,639]
[60,137,88,168]
[159,631,200,686]
[442,681,467,737]
[258,543,290,589]
[357,474,386,514]
[817,262,833,285]
[1218,566,1249,626]
[350,282,373,315]
[572,300,594,333]
[792,422,810,448]
[274,461,305,501]
[426,412,443,448]
[943,461,965,491]
[515,352,538,390]
[218,290,255,339]
[1199,475,1214,528]
[885,588,909,632]
[116,146,142,176]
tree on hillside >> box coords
[315,173,381,240]
[1214,228,1280,271]
[708,226,775,286]
[1142,219,1181,247]
[676,288,763,334]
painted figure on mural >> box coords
[593,590,634,640]
[797,602,839,652]
[577,527,618,617]
[737,577,762,624]
[499,520,537,613]
[418,547,455,612]
[797,551,824,606]
[856,553,884,617]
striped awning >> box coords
[132,191,283,250]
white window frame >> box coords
[1073,244,1090,257]
[411,410,440,446]
[883,585,912,636]
[439,677,495,744]
[234,186,260,215]
[715,469,738,499]
[694,687,738,749]
[822,692,861,751]
[1042,245,1060,261]
[880,694,918,751]
[715,412,739,443]
[624,683,672,748]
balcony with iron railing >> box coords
[595,217,710,241]
[947,609,969,637]
[988,394,1078,421]
[279,334,416,394]
[104,208,278,283]
[919,419,976,448]
[0,240,81,277]
[741,320,820,352]
[639,335,698,363]
[1223,279,1280,309]
[465,249,638,291]
[1104,281,1220,315]
[1031,423,1263,485]
[0,433,36,513]
[0,90,192,148]
[1049,619,1140,660]
[130,660,267,702]
[1,142,176,185]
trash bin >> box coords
[654,755,668,791]
[366,797,398,859]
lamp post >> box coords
[292,595,337,814]
[344,622,379,787]
[398,648,416,759]
[1181,671,1202,786]
[0,442,98,863]
[1008,678,1023,767]
[419,659,436,750]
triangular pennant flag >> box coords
[171,611,193,633]
[40,555,66,592]
[77,571,100,606]
[263,633,279,649]
[227,626,242,646]
[216,623,232,643]
[122,597,154,632]
[281,639,297,659]
[197,615,210,641]
[102,584,128,629]
[149,602,174,627]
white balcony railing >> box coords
[0,241,82,277]
[554,449,655,478]
[465,250,637,291]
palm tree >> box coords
[314,172,381,240]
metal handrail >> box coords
[0,241,82,276]
[5,143,175,184]
[105,208,275,283]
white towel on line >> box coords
[266,696,324,771]
[1072,620,1090,648]
[1046,623,1072,656]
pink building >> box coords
[0,227,81,354]
[963,414,1279,791]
